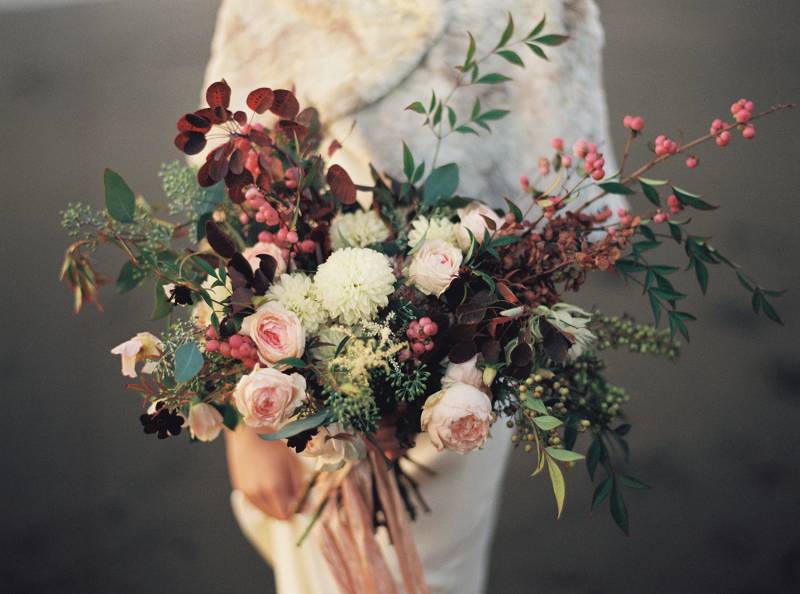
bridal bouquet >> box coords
[61,12,790,591]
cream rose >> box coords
[233,365,306,429]
[421,382,493,454]
[242,241,287,276]
[455,203,505,250]
[407,239,463,297]
[187,402,224,442]
[241,301,305,365]
[301,423,366,471]
[442,355,484,391]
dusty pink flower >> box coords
[233,365,306,429]
[187,402,224,442]
[421,382,493,454]
[241,301,305,365]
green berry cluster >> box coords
[324,386,380,434]
[590,314,680,360]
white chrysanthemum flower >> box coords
[329,209,389,250]
[313,247,396,325]
[407,216,458,248]
[265,273,328,334]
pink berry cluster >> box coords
[654,134,679,157]
[623,114,645,133]
[203,326,258,369]
[652,209,669,224]
[572,139,606,180]
[241,187,317,255]
[400,317,439,360]
[550,137,573,168]
[710,98,756,147]
[666,194,683,215]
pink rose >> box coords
[455,203,505,250]
[407,239,463,297]
[242,241,287,276]
[233,365,306,429]
[187,402,224,442]
[241,301,305,365]
[421,382,493,454]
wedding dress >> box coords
[197,1,623,592]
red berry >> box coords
[205,340,219,352]
[219,342,231,357]
[229,335,243,348]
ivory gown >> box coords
[197,1,624,592]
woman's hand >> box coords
[225,424,305,520]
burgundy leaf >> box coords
[247,88,274,114]
[328,139,342,157]
[207,155,229,182]
[296,107,320,135]
[449,341,478,364]
[174,131,206,155]
[276,119,308,141]
[205,220,237,259]
[225,169,253,204]
[196,161,215,187]
[510,342,533,367]
[177,113,211,133]
[230,286,254,314]
[206,80,231,109]
[481,339,501,363]
[249,129,272,147]
[257,254,278,282]
[270,89,300,119]
[229,148,244,175]
[233,110,248,126]
[326,165,357,205]
[228,253,253,287]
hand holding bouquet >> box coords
[60,12,791,591]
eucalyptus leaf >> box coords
[104,169,136,223]
[422,163,460,207]
[259,409,331,441]
[174,341,204,383]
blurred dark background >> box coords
[1,1,798,593]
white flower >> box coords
[192,274,231,329]
[313,247,396,325]
[534,303,596,360]
[330,209,389,250]
[110,332,162,378]
[187,402,224,442]
[301,423,366,471]
[442,355,484,391]
[407,239,462,297]
[455,202,505,251]
[407,216,458,248]
[421,382,493,454]
[265,273,327,334]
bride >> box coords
[196,1,624,592]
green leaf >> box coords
[454,125,478,135]
[545,447,585,463]
[221,404,239,430]
[648,291,662,325]
[672,186,718,211]
[523,398,547,415]
[496,12,514,48]
[476,73,512,85]
[432,102,443,126]
[592,476,613,509]
[668,222,683,243]
[546,455,566,519]
[478,109,510,121]
[116,260,146,293]
[694,258,709,294]
[640,181,661,207]
[650,287,686,302]
[527,15,546,39]
[151,281,171,320]
[174,341,204,383]
[526,42,547,60]
[667,310,692,341]
[422,163,460,207]
[760,294,784,325]
[535,33,569,46]
[464,32,476,68]
[497,49,524,67]
[104,169,136,223]
[533,415,563,430]
[610,484,630,535]
[274,357,306,369]
[736,272,755,292]
[405,101,426,114]
[412,162,426,184]
[619,474,651,490]
[598,182,634,195]
[639,177,669,186]
[586,438,603,480]
[402,142,414,179]
[490,235,522,248]
[447,106,457,128]
[259,409,331,441]
[504,197,523,222]
[470,97,481,120]
[614,259,647,274]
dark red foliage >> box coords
[206,80,231,109]
[326,165,357,205]
[270,89,300,119]
[247,87,274,114]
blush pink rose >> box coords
[455,202,505,250]
[187,402,224,442]
[242,241,287,276]
[420,382,493,454]
[233,365,306,429]
[241,301,305,365]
